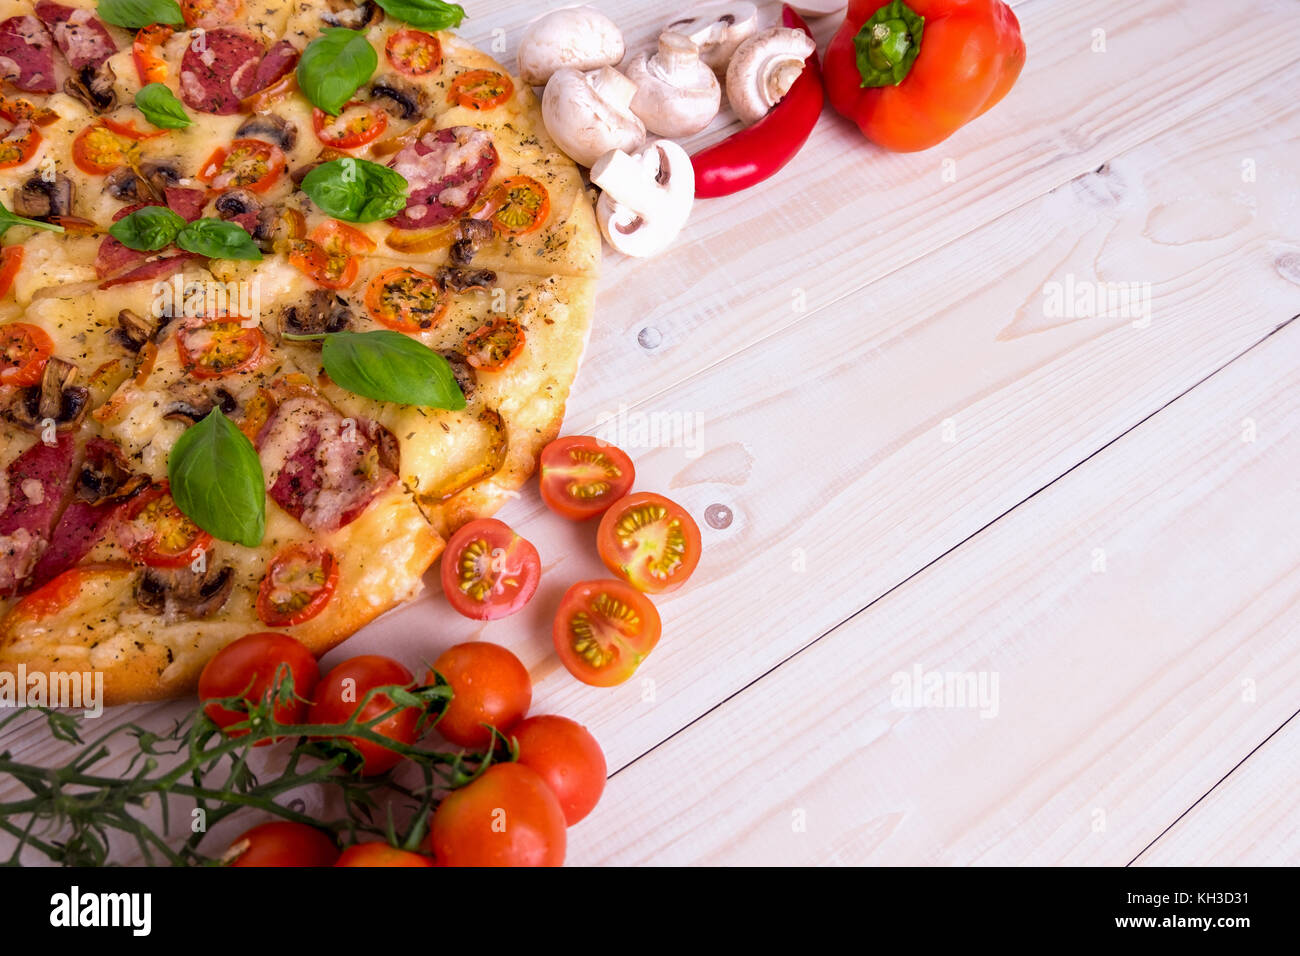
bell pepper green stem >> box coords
[853,0,925,87]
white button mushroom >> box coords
[663,1,759,73]
[517,6,626,87]
[591,140,694,258]
[725,26,817,126]
[625,32,721,139]
[542,66,646,168]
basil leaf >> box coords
[135,83,191,130]
[0,202,65,241]
[372,0,465,30]
[297,28,377,116]
[168,409,266,548]
[176,219,263,260]
[97,0,184,28]
[320,330,466,410]
[300,158,408,223]
[108,205,185,251]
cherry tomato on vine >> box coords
[198,632,320,740]
[428,642,531,749]
[307,655,421,776]
[597,492,701,594]
[335,843,435,867]
[439,518,541,621]
[553,579,661,687]
[225,821,339,867]
[511,715,606,825]
[538,435,635,521]
[430,762,565,866]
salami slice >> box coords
[0,432,76,597]
[250,39,300,93]
[98,252,197,290]
[179,28,265,115]
[0,16,57,94]
[387,127,499,230]
[257,396,396,532]
[34,1,117,71]
[163,186,209,221]
[95,236,147,279]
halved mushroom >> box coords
[116,309,158,352]
[106,161,182,202]
[5,358,90,430]
[64,62,116,113]
[542,67,646,168]
[437,267,497,294]
[725,26,816,125]
[214,189,261,222]
[438,351,477,403]
[235,113,297,151]
[320,0,380,29]
[12,172,74,221]
[135,565,235,619]
[592,140,695,258]
[518,7,625,86]
[281,288,353,337]
[162,386,238,425]
[370,74,427,120]
[665,1,759,73]
[626,33,722,138]
[449,217,495,267]
[76,440,148,506]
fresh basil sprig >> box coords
[295,330,466,410]
[168,409,266,548]
[0,202,65,240]
[297,28,377,116]
[135,83,191,130]
[175,219,263,260]
[97,0,184,28]
[109,205,185,251]
[300,158,408,223]
[372,0,465,30]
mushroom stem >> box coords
[590,66,638,113]
[657,31,701,74]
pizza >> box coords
[0,0,600,704]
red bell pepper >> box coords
[825,0,1025,152]
[691,5,825,198]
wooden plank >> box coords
[1134,712,1300,866]
[567,316,1300,864]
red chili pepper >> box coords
[691,5,824,199]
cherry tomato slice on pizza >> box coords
[73,123,134,174]
[176,318,267,379]
[132,24,173,85]
[121,483,213,569]
[552,579,661,687]
[597,492,701,594]
[0,321,54,387]
[538,435,635,521]
[181,0,245,28]
[463,317,524,371]
[312,102,389,149]
[0,246,22,300]
[448,69,514,110]
[257,543,340,628]
[483,176,550,236]
[364,267,448,333]
[386,29,442,76]
[440,518,541,621]
[0,120,39,169]
[199,139,286,193]
[289,220,375,290]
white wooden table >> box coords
[4,0,1299,866]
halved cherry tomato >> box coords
[2,565,131,622]
[538,435,635,521]
[440,519,540,622]
[176,318,267,379]
[428,641,531,747]
[120,483,213,569]
[102,117,168,141]
[448,69,514,110]
[386,29,442,76]
[181,0,245,28]
[335,843,435,867]
[462,316,524,371]
[132,24,173,85]
[256,543,340,627]
[198,139,286,193]
[0,96,57,127]
[364,267,448,333]
[198,632,321,740]
[288,220,373,290]
[71,123,138,174]
[0,247,22,300]
[0,118,39,169]
[597,492,701,594]
[552,579,662,687]
[483,176,550,236]
[0,321,51,386]
[430,762,565,866]
[511,715,607,825]
[225,821,338,867]
[312,102,388,149]
[307,655,420,776]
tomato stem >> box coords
[853,0,925,87]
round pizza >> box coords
[0,0,600,704]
